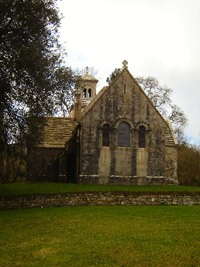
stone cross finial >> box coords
[122,60,128,68]
[85,66,89,73]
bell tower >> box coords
[80,67,98,109]
[69,67,98,119]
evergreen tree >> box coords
[0,0,78,179]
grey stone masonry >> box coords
[1,191,200,210]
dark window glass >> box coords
[139,126,145,148]
[103,124,110,146]
[88,88,92,97]
[118,122,130,147]
[123,84,126,94]
[83,88,87,97]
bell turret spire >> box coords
[80,67,98,109]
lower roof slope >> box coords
[37,117,78,148]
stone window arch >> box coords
[102,124,110,146]
[83,88,87,97]
[118,122,130,147]
[139,126,146,148]
[88,88,92,98]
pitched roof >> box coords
[81,85,108,118]
[81,72,98,82]
[37,118,78,148]
[165,120,178,146]
[80,67,177,147]
[80,68,136,118]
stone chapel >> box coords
[28,61,178,185]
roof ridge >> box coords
[80,67,177,144]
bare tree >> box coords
[136,77,187,141]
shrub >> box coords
[178,143,200,186]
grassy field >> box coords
[0,206,200,266]
[0,182,200,196]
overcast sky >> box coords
[58,0,200,143]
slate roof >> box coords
[37,117,78,148]
[37,68,177,149]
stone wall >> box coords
[1,191,200,210]
[79,68,177,185]
[79,175,166,185]
[27,147,64,181]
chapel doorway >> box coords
[66,153,77,183]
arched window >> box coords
[118,122,130,147]
[102,124,110,146]
[88,88,92,98]
[83,88,87,97]
[139,126,145,148]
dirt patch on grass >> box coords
[34,247,57,257]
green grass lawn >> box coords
[0,182,200,196]
[0,206,200,266]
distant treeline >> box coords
[178,143,200,186]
